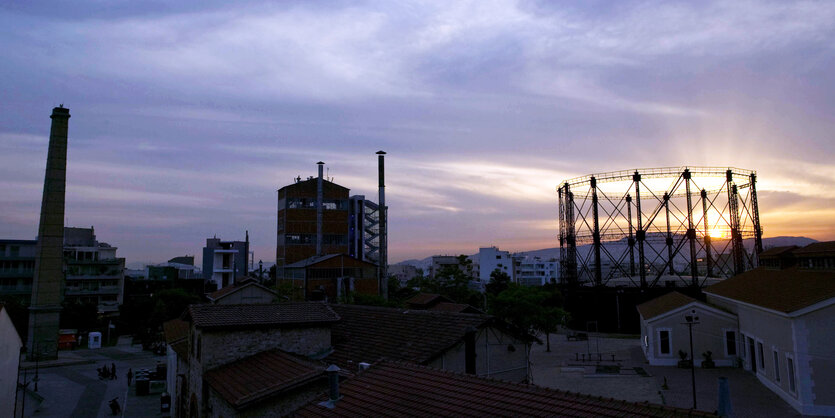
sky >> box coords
[2,0,835,268]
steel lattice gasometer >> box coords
[557,167,763,288]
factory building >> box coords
[276,157,388,300]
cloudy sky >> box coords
[2,0,835,267]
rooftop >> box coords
[295,361,713,417]
[792,240,835,256]
[636,292,697,320]
[705,267,835,314]
[757,245,798,258]
[404,292,452,308]
[327,304,521,370]
[205,350,324,410]
[184,302,340,331]
[206,280,278,302]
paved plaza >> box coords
[530,331,805,417]
[16,337,169,418]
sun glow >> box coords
[708,228,726,239]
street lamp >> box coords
[682,310,700,410]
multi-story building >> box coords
[276,168,351,278]
[202,235,249,290]
[516,256,559,287]
[0,240,37,304]
[63,227,125,314]
[1,228,125,314]
[477,247,513,285]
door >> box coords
[747,337,756,372]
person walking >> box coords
[111,363,117,380]
[127,368,133,386]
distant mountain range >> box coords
[395,236,818,270]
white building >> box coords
[516,256,559,287]
[477,247,513,285]
[0,303,22,418]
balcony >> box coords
[65,286,121,296]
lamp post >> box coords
[682,311,700,410]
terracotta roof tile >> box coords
[185,302,340,330]
[327,304,491,369]
[636,292,697,320]
[206,350,324,409]
[404,293,451,308]
[792,241,835,255]
[206,281,278,302]
[294,361,714,417]
[757,246,798,258]
[705,267,835,313]
[163,318,189,344]
[428,302,484,314]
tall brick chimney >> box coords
[27,105,70,360]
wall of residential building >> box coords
[428,326,529,382]
[0,307,22,418]
[0,240,37,305]
[185,325,332,418]
[641,306,738,367]
[794,303,835,415]
[477,247,513,284]
[166,346,188,418]
[735,304,795,393]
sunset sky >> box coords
[2,1,834,267]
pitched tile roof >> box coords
[705,267,835,314]
[404,293,450,307]
[295,361,713,417]
[206,281,278,302]
[205,350,324,410]
[428,302,485,314]
[327,304,493,369]
[636,292,697,320]
[184,302,340,331]
[757,245,798,258]
[163,318,189,344]
[792,241,835,255]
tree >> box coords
[485,269,511,297]
[490,284,567,350]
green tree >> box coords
[490,284,567,350]
[485,269,511,296]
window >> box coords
[786,355,796,393]
[658,329,671,355]
[773,350,780,381]
[757,342,765,370]
[725,330,737,356]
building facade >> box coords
[516,256,559,287]
[63,227,125,314]
[477,247,514,285]
[0,240,37,305]
[1,227,125,315]
[202,235,248,290]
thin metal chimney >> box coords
[317,162,324,257]
[376,151,388,301]
[326,364,341,401]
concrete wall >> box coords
[428,327,529,382]
[0,307,22,418]
[641,304,738,367]
[794,303,835,416]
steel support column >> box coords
[726,170,744,275]
[558,187,566,283]
[701,189,713,278]
[591,176,602,286]
[664,192,674,275]
[565,183,578,285]
[684,170,698,286]
[750,173,764,256]
[626,194,635,277]
[633,171,646,288]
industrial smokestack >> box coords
[376,151,387,300]
[27,105,70,360]
[316,162,324,257]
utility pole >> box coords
[682,311,700,410]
